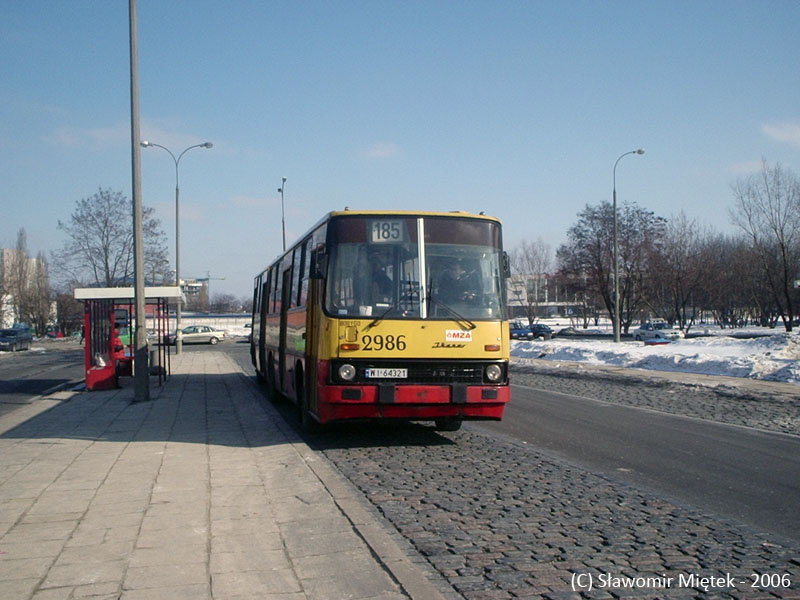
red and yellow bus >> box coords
[250,210,511,431]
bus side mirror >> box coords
[502,252,511,278]
[310,248,328,279]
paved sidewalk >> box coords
[0,351,446,600]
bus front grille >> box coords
[330,360,506,385]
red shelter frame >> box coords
[74,287,183,391]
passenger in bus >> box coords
[437,260,479,304]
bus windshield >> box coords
[325,215,506,321]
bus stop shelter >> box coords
[74,286,183,391]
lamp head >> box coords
[140,140,151,147]
[202,142,213,148]
[636,148,645,155]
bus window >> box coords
[298,238,311,307]
[272,266,281,313]
[291,247,301,308]
[253,276,261,314]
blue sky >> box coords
[2,1,799,299]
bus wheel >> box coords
[265,356,280,402]
[297,372,321,433]
[435,418,462,432]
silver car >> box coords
[633,321,683,342]
[169,325,225,345]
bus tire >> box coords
[297,368,321,433]
[265,355,281,402]
[257,347,266,383]
[435,418,462,432]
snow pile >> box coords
[511,331,800,384]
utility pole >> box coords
[128,0,149,401]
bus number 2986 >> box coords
[362,334,407,351]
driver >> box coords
[437,260,478,304]
[371,259,393,304]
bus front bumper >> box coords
[316,383,510,424]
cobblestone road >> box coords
[310,363,800,600]
[511,362,800,437]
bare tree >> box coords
[210,293,240,313]
[509,238,552,323]
[25,252,52,336]
[8,229,31,325]
[644,213,706,332]
[55,292,84,336]
[52,188,170,288]
[0,229,52,332]
[240,295,254,314]
[145,226,171,285]
[557,201,666,333]
[556,203,612,326]
[689,233,757,328]
[730,161,800,331]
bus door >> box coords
[279,268,292,391]
[257,274,271,375]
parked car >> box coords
[529,323,553,339]
[0,327,33,352]
[167,325,226,345]
[633,321,683,342]
[509,320,534,340]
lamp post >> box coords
[278,177,287,252]
[140,140,212,354]
[612,148,645,343]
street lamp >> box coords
[140,140,212,354]
[278,177,287,252]
[612,148,645,343]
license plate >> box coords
[365,368,407,379]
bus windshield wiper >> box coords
[365,304,396,330]
[427,296,476,330]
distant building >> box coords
[0,248,47,328]
[506,273,583,320]
[181,277,210,311]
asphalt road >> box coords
[475,381,800,544]
[0,340,84,417]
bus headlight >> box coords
[485,364,502,383]
[338,363,356,381]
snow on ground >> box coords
[512,328,800,384]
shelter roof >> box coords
[73,286,184,304]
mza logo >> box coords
[445,330,472,342]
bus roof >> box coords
[254,209,503,280]
[326,209,502,223]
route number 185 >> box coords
[370,220,404,243]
